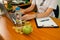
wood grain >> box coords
[0,12,60,40]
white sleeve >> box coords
[32,0,36,5]
[49,0,57,9]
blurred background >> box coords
[4,0,60,18]
[0,0,60,18]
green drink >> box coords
[25,0,29,4]
[7,2,12,12]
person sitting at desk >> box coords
[18,0,57,20]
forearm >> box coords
[24,4,35,13]
[36,8,53,18]
[30,0,32,2]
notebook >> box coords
[35,17,59,28]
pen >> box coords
[40,19,49,22]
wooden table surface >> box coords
[0,12,60,40]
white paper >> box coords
[36,17,58,27]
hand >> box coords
[16,14,20,19]
[20,9,25,14]
[21,14,36,20]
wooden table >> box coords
[0,12,60,40]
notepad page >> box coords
[36,17,58,27]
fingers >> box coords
[21,14,32,20]
[21,15,28,20]
[16,14,32,20]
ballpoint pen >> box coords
[40,19,49,22]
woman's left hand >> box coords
[22,14,36,20]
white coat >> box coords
[32,0,57,17]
